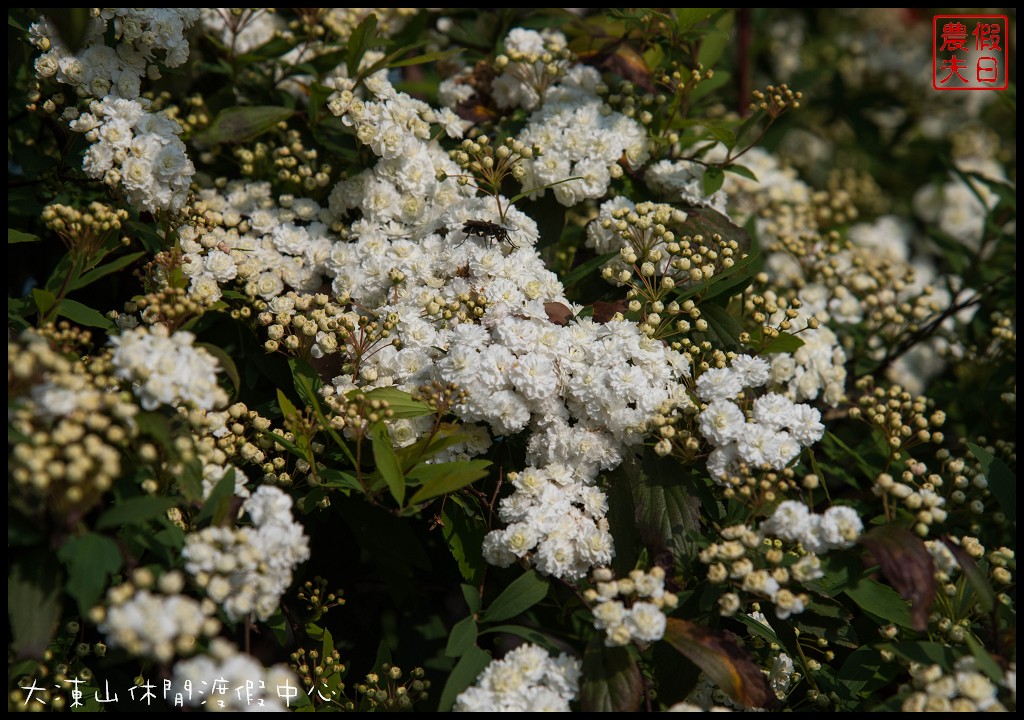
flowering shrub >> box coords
[7,7,1016,713]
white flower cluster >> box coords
[695,354,825,482]
[110,324,226,411]
[171,637,301,712]
[200,9,283,56]
[96,571,219,663]
[900,660,1008,712]
[182,485,310,621]
[587,567,678,646]
[30,9,200,100]
[482,464,613,580]
[517,63,650,206]
[762,500,863,555]
[645,158,729,214]
[70,95,194,213]
[453,643,581,712]
[183,59,689,580]
[328,76,436,160]
[768,322,847,407]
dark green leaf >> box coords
[57,533,123,616]
[31,288,57,315]
[70,252,146,290]
[843,577,914,630]
[700,303,744,349]
[966,442,1015,522]
[56,299,115,330]
[461,584,482,615]
[724,163,758,182]
[443,503,487,585]
[580,636,643,712]
[437,646,491,712]
[480,570,549,623]
[883,641,957,671]
[8,228,40,244]
[478,624,554,648]
[346,14,380,77]
[445,616,478,658]
[370,422,405,505]
[128,220,167,253]
[197,342,241,400]
[755,329,805,354]
[195,106,295,146]
[195,467,240,528]
[620,451,701,557]
[362,387,433,418]
[289,357,323,409]
[96,496,177,530]
[407,460,491,505]
[835,646,898,702]
[561,251,617,289]
[8,553,62,659]
[964,633,1004,683]
[702,166,725,196]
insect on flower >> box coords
[460,219,519,249]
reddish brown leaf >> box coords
[858,525,935,632]
[592,300,629,324]
[663,618,777,709]
[544,301,575,326]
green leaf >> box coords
[480,570,549,623]
[197,342,241,400]
[8,228,40,244]
[96,496,177,530]
[674,8,717,32]
[437,646,491,712]
[445,616,478,658]
[966,442,1015,522]
[128,220,167,253]
[443,503,487,585]
[561,251,618,289]
[8,553,62,659]
[703,124,736,149]
[370,422,405,505]
[753,329,805,354]
[195,106,295,146]
[56,299,115,330]
[580,636,643,712]
[619,451,701,557]
[835,646,898,703]
[843,577,914,630]
[700,303,744,350]
[194,467,241,528]
[57,533,123,616]
[407,460,491,505]
[663,617,777,709]
[289,357,323,408]
[702,166,725,196]
[940,538,996,614]
[883,641,958,671]
[362,387,433,418]
[461,584,482,615]
[964,633,1004,683]
[478,624,554,648]
[346,14,379,77]
[724,163,758,182]
[70,251,146,290]
[31,287,57,315]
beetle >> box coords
[460,219,519,249]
